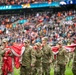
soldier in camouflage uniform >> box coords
[72,39,76,75]
[42,37,54,75]
[72,47,76,75]
[54,41,68,75]
[33,42,43,75]
[0,45,3,75]
[20,39,36,75]
[0,38,9,75]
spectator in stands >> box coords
[0,10,76,46]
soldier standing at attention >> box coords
[72,39,76,75]
[72,47,76,75]
[20,39,36,75]
[33,42,43,75]
[0,44,3,75]
[42,37,54,75]
[0,39,7,75]
[54,41,68,75]
[1,38,13,75]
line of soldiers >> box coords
[20,37,76,75]
[0,37,76,75]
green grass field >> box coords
[14,61,73,75]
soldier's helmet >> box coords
[35,42,41,47]
[42,37,48,41]
[2,38,9,43]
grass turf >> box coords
[14,61,73,75]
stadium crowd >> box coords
[0,10,76,46]
[0,0,59,5]
[0,9,76,75]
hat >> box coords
[58,41,63,44]
[23,39,29,43]
[35,42,41,47]
[42,37,48,41]
[2,38,8,43]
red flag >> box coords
[51,46,59,59]
[51,44,76,59]
[14,56,20,69]
[2,46,13,75]
[64,44,76,52]
[11,44,24,56]
[11,44,24,69]
[52,46,59,55]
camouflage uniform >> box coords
[0,38,9,75]
[0,46,6,75]
[33,42,43,75]
[2,38,13,75]
[72,48,76,75]
[67,51,73,67]
[42,37,53,75]
[20,40,36,75]
[54,42,68,75]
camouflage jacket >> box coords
[42,44,53,63]
[35,49,43,67]
[0,46,6,66]
[22,46,36,68]
[56,47,68,65]
[73,48,76,63]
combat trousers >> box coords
[20,66,31,75]
[54,64,65,75]
[42,63,51,75]
[7,72,13,75]
[31,67,35,75]
[0,66,2,75]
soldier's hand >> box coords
[49,60,52,63]
[4,57,7,59]
[64,62,67,66]
[4,48,10,51]
[31,64,35,67]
